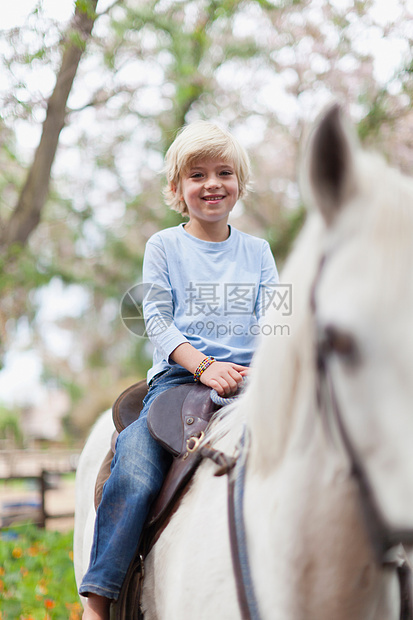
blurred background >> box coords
[0,0,412,522]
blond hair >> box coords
[163,121,251,214]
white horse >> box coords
[74,106,413,619]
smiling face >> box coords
[178,158,239,230]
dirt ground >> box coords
[0,475,76,532]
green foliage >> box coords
[0,525,81,619]
[75,0,97,20]
[357,91,390,141]
[67,30,87,52]
[0,406,24,447]
[0,244,57,295]
[268,205,307,265]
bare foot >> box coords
[82,593,111,620]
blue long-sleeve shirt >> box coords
[143,223,278,383]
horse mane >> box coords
[242,217,324,473]
[205,216,326,468]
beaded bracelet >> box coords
[194,356,216,382]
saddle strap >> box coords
[115,553,144,620]
[228,477,254,620]
[198,433,260,620]
[226,433,262,620]
[398,560,413,620]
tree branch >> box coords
[0,0,99,250]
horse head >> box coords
[247,105,413,558]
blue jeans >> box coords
[79,366,195,600]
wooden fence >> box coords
[0,471,75,528]
[0,449,81,528]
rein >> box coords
[201,432,262,620]
[202,386,261,620]
[226,432,261,620]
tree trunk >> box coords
[0,0,99,250]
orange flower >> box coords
[20,566,29,577]
[12,547,23,558]
[45,599,55,609]
[67,601,83,620]
[0,579,4,593]
[0,567,5,576]
[66,601,82,611]
[36,581,48,595]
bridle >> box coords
[310,252,413,619]
[211,252,413,620]
[310,253,413,559]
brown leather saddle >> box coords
[94,379,218,522]
[94,379,148,511]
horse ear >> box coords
[307,104,358,226]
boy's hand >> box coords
[200,361,249,396]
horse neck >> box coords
[243,404,389,620]
[242,340,388,619]
[240,217,392,619]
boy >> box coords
[80,121,278,619]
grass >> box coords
[0,524,82,620]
